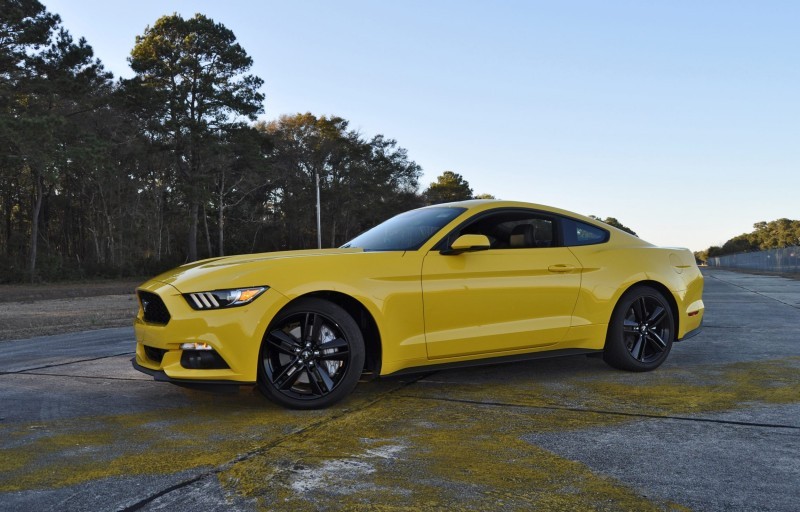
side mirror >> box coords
[441,234,491,255]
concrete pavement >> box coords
[1,269,798,511]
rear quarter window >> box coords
[562,218,609,246]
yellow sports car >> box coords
[133,200,704,408]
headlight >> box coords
[183,286,268,310]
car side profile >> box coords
[133,200,704,409]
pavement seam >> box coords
[403,395,800,431]
[706,272,800,310]
[11,371,148,382]
[116,372,435,511]
[0,352,135,375]
[118,475,206,512]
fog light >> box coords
[180,348,230,369]
[181,342,213,351]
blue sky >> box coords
[45,0,799,251]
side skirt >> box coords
[385,348,602,377]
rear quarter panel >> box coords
[566,239,704,347]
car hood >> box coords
[147,248,366,293]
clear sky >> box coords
[44,0,799,251]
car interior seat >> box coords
[509,224,535,248]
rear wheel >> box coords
[603,285,674,372]
[257,298,365,409]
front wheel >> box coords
[257,298,365,409]
[603,285,674,372]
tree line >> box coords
[0,2,489,283]
[1,2,635,283]
[695,218,800,263]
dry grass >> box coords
[0,279,142,303]
[0,280,142,341]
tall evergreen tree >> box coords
[424,171,473,204]
[1,1,112,280]
[128,13,264,261]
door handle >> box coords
[548,264,576,273]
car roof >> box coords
[421,199,593,223]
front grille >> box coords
[138,291,171,325]
[144,345,167,363]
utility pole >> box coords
[315,169,322,249]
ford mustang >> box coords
[133,200,704,408]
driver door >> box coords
[421,210,582,359]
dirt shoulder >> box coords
[0,280,142,341]
[0,279,143,303]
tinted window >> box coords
[447,210,556,249]
[562,218,609,246]
[342,207,466,251]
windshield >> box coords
[342,207,466,251]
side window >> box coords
[562,218,609,246]
[456,211,556,249]
[505,218,554,248]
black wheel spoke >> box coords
[267,330,301,355]
[307,368,325,395]
[647,305,666,326]
[273,359,303,390]
[631,298,646,323]
[322,337,348,350]
[301,313,312,342]
[316,337,350,359]
[647,329,667,349]
[317,350,349,360]
[310,314,323,344]
[630,335,645,361]
[309,365,335,393]
[622,319,639,333]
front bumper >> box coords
[677,319,703,341]
[133,280,289,383]
[132,357,245,387]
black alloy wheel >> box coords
[257,298,365,409]
[603,285,674,372]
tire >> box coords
[257,298,365,409]
[603,285,674,372]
